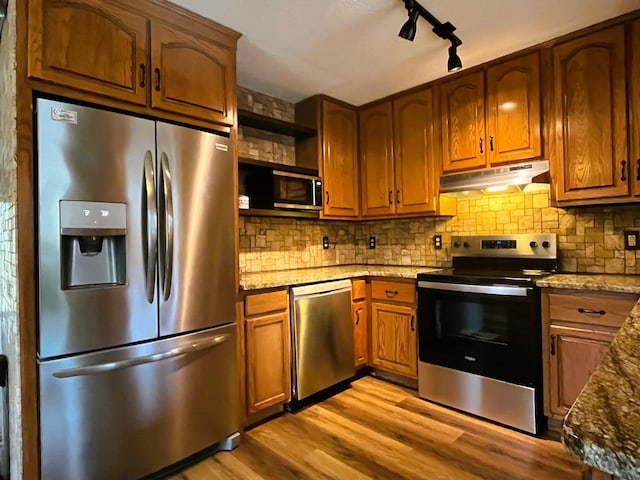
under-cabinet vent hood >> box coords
[440,160,550,196]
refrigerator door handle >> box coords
[142,150,158,303]
[52,333,231,378]
[159,152,174,301]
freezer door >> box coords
[156,123,236,335]
[39,324,238,480]
[36,99,158,358]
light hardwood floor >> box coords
[170,376,587,479]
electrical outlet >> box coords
[624,230,639,250]
[322,236,330,250]
[433,234,442,250]
[369,236,376,249]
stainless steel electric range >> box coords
[416,233,557,434]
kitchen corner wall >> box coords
[0,0,22,478]
[237,87,640,275]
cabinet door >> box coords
[393,89,437,214]
[632,20,640,197]
[246,311,291,414]
[353,299,368,367]
[150,22,235,126]
[553,26,629,202]
[322,101,359,218]
[359,102,395,217]
[28,0,149,105]
[548,325,614,417]
[371,302,417,377]
[440,71,487,173]
[486,53,541,165]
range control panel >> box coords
[451,234,557,259]
[481,239,516,249]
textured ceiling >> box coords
[170,0,640,106]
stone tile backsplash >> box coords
[239,190,640,275]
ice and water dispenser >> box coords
[59,200,127,289]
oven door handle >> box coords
[417,281,530,297]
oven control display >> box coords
[482,239,516,249]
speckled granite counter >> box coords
[240,265,441,290]
[537,274,640,294]
[537,274,640,478]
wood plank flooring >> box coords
[169,376,587,480]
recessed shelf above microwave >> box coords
[238,157,319,177]
[238,109,317,138]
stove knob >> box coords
[463,242,470,248]
[542,241,550,248]
[453,241,461,248]
[529,241,538,248]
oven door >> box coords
[417,281,541,387]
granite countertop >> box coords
[540,274,640,478]
[240,264,441,290]
[536,273,640,294]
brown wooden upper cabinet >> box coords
[440,53,541,174]
[359,89,450,219]
[28,0,237,126]
[634,20,640,199]
[552,26,630,203]
[296,97,359,219]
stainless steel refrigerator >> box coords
[36,98,238,480]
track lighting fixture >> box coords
[398,0,463,72]
[398,6,420,41]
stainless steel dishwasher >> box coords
[289,279,354,406]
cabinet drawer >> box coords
[352,279,366,301]
[548,292,637,328]
[371,280,415,304]
[245,289,288,317]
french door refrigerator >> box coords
[36,98,238,480]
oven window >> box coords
[417,288,541,386]
[274,177,312,205]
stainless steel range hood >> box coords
[440,160,550,195]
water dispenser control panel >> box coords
[60,200,126,233]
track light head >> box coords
[398,7,420,41]
[447,44,462,72]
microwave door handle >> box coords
[160,153,174,301]
[142,150,157,303]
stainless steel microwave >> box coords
[240,160,323,213]
[273,170,322,210]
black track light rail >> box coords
[402,0,462,47]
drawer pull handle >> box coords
[550,335,556,356]
[385,289,399,296]
[578,308,606,316]
[154,67,161,92]
[410,315,415,331]
[139,64,146,87]
[355,308,361,325]
[621,160,627,182]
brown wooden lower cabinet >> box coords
[244,289,291,415]
[542,288,638,421]
[370,279,417,378]
[353,299,368,367]
[548,325,615,416]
